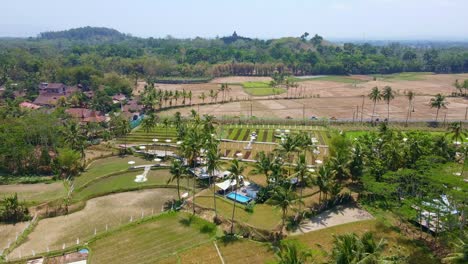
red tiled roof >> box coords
[33,94,65,106]
[66,108,106,123]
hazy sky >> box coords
[1,0,467,40]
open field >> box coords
[161,95,467,121]
[75,155,149,189]
[293,218,438,263]
[195,193,282,230]
[72,169,192,202]
[0,222,28,252]
[9,189,177,259]
[242,81,286,96]
[0,183,66,205]
[156,73,468,121]
[88,213,216,264]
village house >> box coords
[65,108,108,124]
[33,83,78,106]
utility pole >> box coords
[465,107,467,120]
[302,104,305,123]
[360,95,365,123]
[355,105,359,124]
[250,101,253,118]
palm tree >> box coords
[188,90,193,105]
[168,159,187,200]
[368,87,382,122]
[330,153,351,181]
[315,164,335,202]
[442,232,467,263]
[330,232,387,264]
[206,139,221,220]
[293,153,311,214]
[141,113,157,133]
[251,151,273,183]
[268,184,301,236]
[227,158,245,234]
[162,117,170,138]
[430,94,448,122]
[405,90,415,126]
[447,121,467,144]
[381,86,395,121]
[276,134,299,175]
[62,121,86,159]
[199,92,206,104]
[274,240,314,264]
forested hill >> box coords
[1,27,468,92]
[38,26,129,42]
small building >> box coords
[66,108,107,123]
[34,83,78,106]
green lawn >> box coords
[242,82,286,96]
[89,212,217,264]
[373,72,433,81]
[72,169,194,202]
[0,182,66,205]
[195,195,282,231]
[75,156,149,189]
[299,76,366,83]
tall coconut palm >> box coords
[276,134,299,176]
[381,86,395,121]
[447,121,467,144]
[141,113,157,133]
[251,151,273,183]
[62,121,86,159]
[206,140,221,219]
[293,153,311,214]
[227,158,245,234]
[199,92,206,104]
[315,164,335,202]
[168,159,187,200]
[268,184,301,236]
[405,90,415,126]
[368,87,382,122]
[430,94,448,122]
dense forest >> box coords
[1,26,468,95]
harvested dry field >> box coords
[160,96,467,121]
[9,189,177,259]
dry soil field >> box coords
[9,189,177,259]
[155,74,468,121]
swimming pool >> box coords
[226,192,252,204]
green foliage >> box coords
[0,193,31,223]
[54,148,82,179]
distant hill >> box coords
[220,31,252,44]
[38,26,129,42]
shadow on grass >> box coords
[200,224,216,234]
[219,234,240,246]
[179,215,195,227]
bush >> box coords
[244,202,255,214]
[0,193,31,223]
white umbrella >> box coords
[315,160,323,164]
[128,161,136,165]
[139,146,146,150]
[154,158,162,162]
[308,168,315,173]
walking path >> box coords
[290,204,374,236]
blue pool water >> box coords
[226,192,251,204]
[79,249,89,254]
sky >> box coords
[1,0,468,40]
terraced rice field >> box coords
[118,125,178,144]
[158,239,274,264]
[9,189,178,260]
[89,213,217,264]
[72,169,194,202]
[0,222,29,252]
[0,182,66,206]
[223,126,330,145]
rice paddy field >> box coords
[0,182,66,206]
[242,81,286,96]
[118,124,178,145]
[9,189,178,260]
[88,213,217,264]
